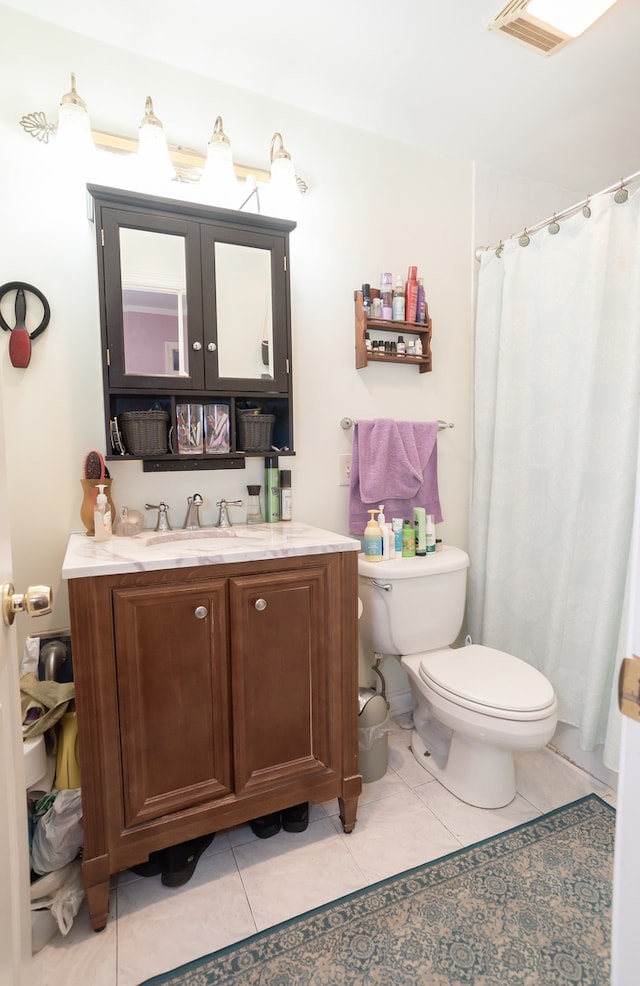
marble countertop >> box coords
[62,522,360,579]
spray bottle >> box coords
[94,484,112,541]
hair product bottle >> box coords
[280,470,292,520]
[264,456,280,522]
[413,507,427,556]
[416,277,426,324]
[405,266,418,323]
[392,276,405,321]
[401,520,416,557]
[426,514,436,553]
[381,273,393,319]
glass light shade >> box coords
[267,133,300,220]
[201,121,239,208]
[137,97,175,185]
[55,74,95,165]
[527,0,619,37]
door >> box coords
[230,563,340,794]
[0,376,30,983]
[112,579,233,827]
[611,439,640,984]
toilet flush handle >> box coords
[371,581,392,591]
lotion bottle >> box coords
[94,484,112,541]
[363,510,383,561]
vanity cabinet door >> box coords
[229,562,342,794]
[112,579,233,827]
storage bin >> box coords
[118,410,169,455]
[237,410,275,453]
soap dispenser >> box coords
[94,484,112,541]
[363,509,383,562]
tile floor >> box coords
[30,720,617,986]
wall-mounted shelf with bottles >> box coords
[354,290,432,373]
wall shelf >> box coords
[354,289,432,373]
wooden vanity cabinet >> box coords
[68,550,361,931]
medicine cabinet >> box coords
[88,185,296,471]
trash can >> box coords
[358,688,389,783]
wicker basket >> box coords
[237,411,275,453]
[119,410,169,456]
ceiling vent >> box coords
[487,0,571,54]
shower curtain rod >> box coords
[475,168,640,261]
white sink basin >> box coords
[145,526,268,547]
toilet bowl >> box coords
[357,546,558,809]
[402,645,557,808]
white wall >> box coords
[0,6,474,653]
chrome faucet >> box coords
[145,502,171,532]
[183,493,204,530]
[216,498,242,528]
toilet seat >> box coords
[419,645,556,722]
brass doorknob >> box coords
[1,582,52,626]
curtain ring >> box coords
[614,180,628,204]
[495,241,504,258]
[548,215,560,235]
[519,229,530,247]
[583,196,592,218]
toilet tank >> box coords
[358,546,469,657]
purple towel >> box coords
[349,419,443,535]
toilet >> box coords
[358,546,557,809]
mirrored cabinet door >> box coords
[102,209,205,391]
[200,226,289,393]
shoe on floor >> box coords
[161,833,215,887]
[250,811,281,839]
[282,802,309,833]
[130,849,166,878]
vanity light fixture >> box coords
[137,96,175,185]
[200,115,241,208]
[18,75,307,217]
[268,132,301,218]
[54,73,95,162]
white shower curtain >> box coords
[469,187,640,771]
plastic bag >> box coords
[30,860,85,948]
[31,788,83,876]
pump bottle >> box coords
[363,510,383,561]
[94,484,112,541]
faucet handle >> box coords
[216,498,243,528]
[145,502,171,532]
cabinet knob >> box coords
[207,342,217,352]
[194,606,208,619]
[254,598,267,611]
[192,341,202,351]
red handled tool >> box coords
[0,281,50,368]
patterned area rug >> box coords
[140,794,614,986]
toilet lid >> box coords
[419,645,556,718]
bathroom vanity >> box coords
[62,523,361,931]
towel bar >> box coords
[340,417,453,431]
